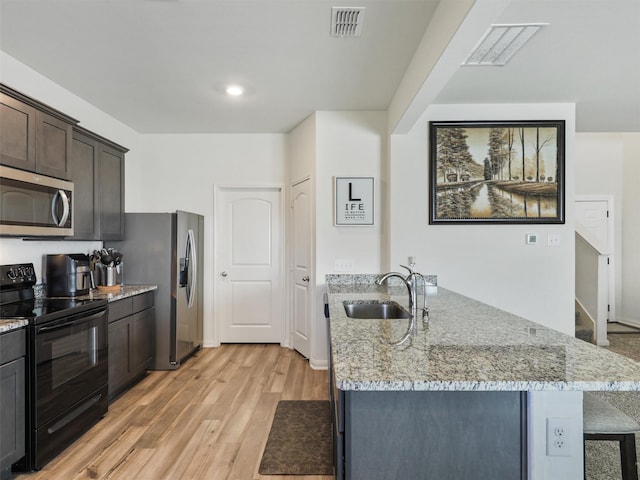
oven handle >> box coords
[36,309,106,333]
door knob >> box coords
[302,276,309,282]
[221,271,228,277]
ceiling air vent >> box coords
[462,23,548,66]
[331,7,366,37]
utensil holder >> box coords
[105,266,116,286]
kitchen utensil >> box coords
[112,252,123,266]
[100,252,113,266]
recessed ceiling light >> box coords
[462,23,548,66]
[225,85,244,97]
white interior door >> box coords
[291,179,312,358]
[217,187,283,343]
[575,195,616,322]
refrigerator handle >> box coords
[186,228,197,308]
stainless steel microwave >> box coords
[0,165,74,237]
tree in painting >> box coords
[436,127,480,183]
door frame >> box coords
[575,194,616,323]
[289,176,314,358]
[212,184,287,347]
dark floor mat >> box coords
[259,400,333,475]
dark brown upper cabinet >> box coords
[0,84,77,180]
[70,127,127,241]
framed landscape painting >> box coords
[429,120,565,224]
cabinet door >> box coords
[0,92,36,171]
[98,145,125,240]
[131,308,155,375]
[35,110,72,179]
[69,132,99,240]
[108,317,131,401]
[0,357,25,470]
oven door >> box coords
[33,306,108,428]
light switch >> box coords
[548,234,561,247]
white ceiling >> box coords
[1,0,638,134]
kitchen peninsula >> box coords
[326,274,640,480]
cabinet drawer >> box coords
[0,329,26,364]
[132,291,154,313]
[108,297,133,323]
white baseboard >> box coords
[614,315,640,329]
[310,357,328,370]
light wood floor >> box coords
[17,344,332,480]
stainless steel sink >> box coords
[343,301,412,319]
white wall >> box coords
[620,135,640,325]
[0,52,140,281]
[389,103,576,336]
[132,134,288,347]
[315,111,387,277]
[575,133,640,326]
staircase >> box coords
[575,310,594,343]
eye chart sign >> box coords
[335,177,374,226]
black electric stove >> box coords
[1,263,109,472]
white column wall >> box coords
[310,111,387,367]
[389,103,576,336]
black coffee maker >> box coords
[45,254,92,296]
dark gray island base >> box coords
[339,390,525,479]
[326,274,640,480]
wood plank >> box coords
[228,391,280,480]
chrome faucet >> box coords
[375,272,414,312]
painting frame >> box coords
[334,176,375,226]
[429,120,565,225]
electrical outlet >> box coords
[334,259,354,272]
[546,418,571,456]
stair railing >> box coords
[575,224,612,346]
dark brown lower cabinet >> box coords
[0,329,25,480]
[108,292,155,402]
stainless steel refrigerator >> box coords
[110,210,203,370]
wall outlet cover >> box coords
[546,417,572,456]
[334,259,354,272]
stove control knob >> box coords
[7,268,18,280]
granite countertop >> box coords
[0,285,157,335]
[69,284,157,302]
[327,275,640,392]
[0,318,29,334]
